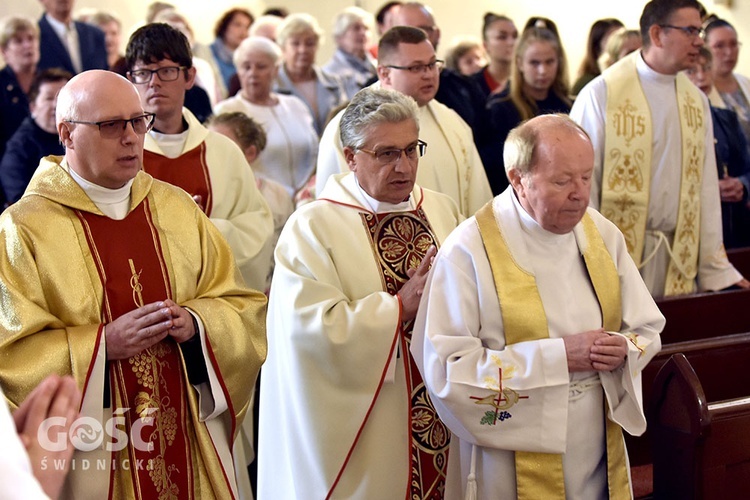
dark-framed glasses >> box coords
[128,66,187,84]
[65,113,156,138]
[384,60,444,74]
[358,140,427,165]
[659,24,704,38]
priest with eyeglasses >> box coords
[0,69,267,499]
[258,86,462,499]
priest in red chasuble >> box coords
[258,86,462,499]
[125,22,274,293]
[0,70,267,500]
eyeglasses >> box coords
[65,113,156,138]
[659,24,705,39]
[710,41,742,51]
[358,140,427,165]
[128,66,187,84]
[384,60,444,74]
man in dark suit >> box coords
[37,0,108,74]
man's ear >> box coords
[343,146,357,172]
[184,66,197,90]
[649,24,664,48]
[377,65,390,85]
[58,122,73,149]
[508,168,524,195]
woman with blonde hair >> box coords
[480,27,571,194]
[598,28,642,72]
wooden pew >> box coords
[625,331,750,469]
[649,353,750,499]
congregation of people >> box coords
[2,0,750,498]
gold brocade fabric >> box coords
[0,156,267,498]
[475,202,630,499]
[601,53,703,296]
[360,208,450,499]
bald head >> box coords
[57,70,147,189]
[390,2,440,50]
[56,70,142,126]
[504,114,591,176]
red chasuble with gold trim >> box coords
[143,143,213,216]
[77,199,194,500]
[360,207,450,499]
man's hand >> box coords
[734,278,750,289]
[13,374,81,500]
[590,333,628,371]
[163,299,197,343]
[105,301,173,360]
[563,329,628,372]
[563,329,604,372]
[719,177,745,203]
[397,245,437,322]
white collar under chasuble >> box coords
[67,160,133,220]
[351,174,414,213]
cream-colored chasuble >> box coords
[602,53,704,295]
[475,202,630,500]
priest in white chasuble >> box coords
[412,115,664,499]
[0,70,267,500]
[570,0,748,298]
[258,86,462,499]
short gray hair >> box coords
[234,36,282,68]
[340,86,419,150]
[504,114,589,176]
[332,7,374,39]
[276,13,323,48]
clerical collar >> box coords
[511,188,574,243]
[150,127,189,159]
[67,162,133,220]
[637,50,676,85]
[352,175,413,213]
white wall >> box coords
[1,0,747,79]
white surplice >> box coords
[411,188,664,499]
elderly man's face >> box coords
[379,40,439,106]
[344,119,419,204]
[510,129,593,234]
[60,75,148,189]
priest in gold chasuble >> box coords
[258,87,462,499]
[412,116,664,499]
[570,0,748,298]
[0,71,267,500]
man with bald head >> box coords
[316,26,491,216]
[412,115,664,498]
[0,69,266,499]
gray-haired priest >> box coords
[258,86,463,499]
[412,114,664,499]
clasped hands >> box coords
[563,328,628,372]
[105,299,196,360]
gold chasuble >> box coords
[143,143,214,216]
[475,202,630,500]
[602,53,704,295]
[77,200,196,499]
[355,207,450,499]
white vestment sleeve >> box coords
[569,76,607,210]
[315,110,348,197]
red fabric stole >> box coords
[143,143,213,216]
[360,208,450,499]
[77,200,194,500]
